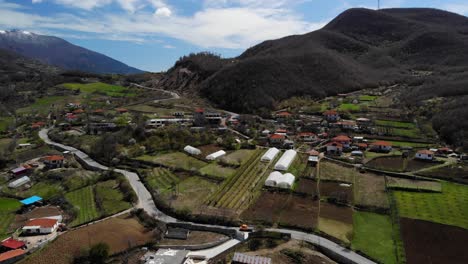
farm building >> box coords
[278,173,295,189]
[326,142,343,155]
[437,147,453,154]
[356,117,371,126]
[351,151,364,157]
[0,249,26,264]
[42,155,65,169]
[415,150,435,160]
[274,149,297,171]
[297,132,317,142]
[323,110,340,122]
[370,141,392,152]
[308,150,320,165]
[184,145,201,155]
[1,238,26,251]
[269,134,285,145]
[338,120,357,130]
[265,171,283,187]
[206,150,226,160]
[22,218,59,235]
[261,148,280,162]
[332,135,352,148]
[232,252,272,264]
[8,176,31,189]
[20,196,43,206]
[9,166,30,176]
[146,118,192,128]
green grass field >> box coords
[16,96,67,114]
[200,163,236,178]
[95,181,131,216]
[146,168,180,194]
[380,140,431,148]
[63,82,135,97]
[0,198,21,239]
[0,117,13,132]
[339,103,361,112]
[168,176,218,211]
[394,182,468,229]
[20,182,63,200]
[137,152,207,171]
[352,211,397,264]
[66,186,100,226]
[375,120,417,129]
[359,95,378,101]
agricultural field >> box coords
[318,203,353,242]
[13,182,64,200]
[354,173,389,209]
[394,182,468,229]
[62,82,135,97]
[319,161,355,183]
[166,176,218,213]
[145,168,181,194]
[278,196,319,230]
[222,149,257,165]
[352,211,397,264]
[241,192,290,224]
[400,218,468,264]
[0,117,13,132]
[359,95,378,101]
[338,103,360,112]
[137,152,207,171]
[65,186,100,226]
[200,163,236,178]
[205,149,267,211]
[16,96,68,114]
[294,178,317,197]
[375,120,417,129]
[319,181,353,205]
[417,162,468,184]
[0,197,21,239]
[386,177,442,192]
[366,156,405,172]
[95,180,131,216]
[287,154,309,177]
[22,215,154,264]
[382,140,432,148]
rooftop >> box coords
[20,196,43,205]
[1,238,25,250]
[24,218,58,228]
[0,249,25,262]
[232,252,272,264]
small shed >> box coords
[206,150,226,160]
[274,149,297,171]
[9,166,29,176]
[183,145,201,155]
[261,148,280,162]
[20,196,43,206]
[8,176,31,189]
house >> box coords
[31,121,46,129]
[22,218,59,234]
[141,249,189,264]
[269,134,285,145]
[115,108,128,113]
[275,129,287,135]
[232,252,272,264]
[355,143,368,150]
[370,141,392,153]
[308,150,320,165]
[356,117,371,126]
[323,110,340,122]
[0,249,26,264]
[283,139,294,149]
[415,150,435,161]
[437,147,453,155]
[297,132,317,142]
[43,155,65,169]
[146,118,192,128]
[20,196,43,207]
[87,122,118,134]
[326,142,343,155]
[275,111,292,121]
[338,120,357,130]
[1,238,26,251]
[332,135,352,148]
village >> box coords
[0,81,467,264]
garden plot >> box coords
[386,177,442,192]
[318,203,353,243]
[394,182,468,229]
[366,156,405,172]
[222,149,257,165]
[62,82,135,97]
[295,178,318,197]
[95,180,132,216]
[278,196,319,230]
[0,197,21,239]
[355,173,389,209]
[22,215,154,264]
[352,211,397,264]
[417,162,468,184]
[137,152,207,171]
[145,168,182,194]
[400,218,468,264]
[319,161,355,183]
[165,176,218,213]
[66,186,100,226]
[241,192,290,224]
[200,163,237,178]
[319,181,353,204]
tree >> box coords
[88,243,110,264]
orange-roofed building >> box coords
[332,135,352,148]
[298,132,317,142]
[73,109,85,114]
[43,155,65,169]
[370,141,392,152]
[269,134,286,144]
[0,249,26,263]
[415,150,435,161]
[22,218,59,234]
[323,110,340,122]
[275,111,292,119]
[1,238,26,250]
[326,142,343,155]
[31,121,46,129]
[116,108,128,113]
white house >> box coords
[8,176,31,189]
[22,218,59,234]
[264,171,282,187]
[415,150,434,161]
[261,148,280,163]
[277,173,295,189]
[184,145,201,155]
[206,150,226,160]
[274,150,297,171]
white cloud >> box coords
[154,6,171,17]
[32,0,43,3]
[163,44,175,49]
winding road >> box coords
[39,128,375,264]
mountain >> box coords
[155,8,468,115]
[0,30,143,74]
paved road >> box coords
[131,83,180,100]
[39,128,375,264]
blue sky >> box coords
[1,0,467,72]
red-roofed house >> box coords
[0,249,26,264]
[269,134,285,145]
[332,135,352,148]
[415,150,434,160]
[275,111,292,119]
[326,142,343,155]
[43,155,65,169]
[370,141,392,152]
[323,110,340,122]
[356,143,368,150]
[31,121,46,129]
[22,218,59,234]
[437,147,453,154]
[1,238,26,250]
[297,132,317,142]
[338,120,357,130]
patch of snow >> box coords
[22,31,31,35]
[0,30,5,34]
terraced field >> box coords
[65,186,100,226]
[146,168,181,194]
[205,149,266,211]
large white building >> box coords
[8,176,31,189]
[264,171,295,189]
[206,150,226,160]
[274,149,297,171]
[184,145,201,155]
[261,148,280,163]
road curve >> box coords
[39,128,376,264]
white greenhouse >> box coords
[206,150,227,160]
[261,148,280,162]
[8,176,31,189]
[277,173,295,189]
[184,145,202,155]
[264,171,282,187]
[274,149,297,171]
